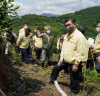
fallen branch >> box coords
[21,71,35,74]
[54,81,67,96]
[12,81,26,94]
[0,88,6,96]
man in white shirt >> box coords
[19,23,28,36]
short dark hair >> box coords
[7,28,12,32]
[9,28,13,30]
[62,32,66,34]
[77,26,85,34]
[28,29,31,32]
[60,36,64,40]
[64,17,76,24]
[23,23,28,26]
[37,28,40,31]
[25,28,29,33]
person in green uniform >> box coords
[33,25,54,68]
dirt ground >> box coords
[2,50,100,96]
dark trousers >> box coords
[94,53,100,73]
[35,47,42,61]
[78,62,83,82]
[58,50,69,74]
[58,49,61,60]
[27,43,32,56]
[19,48,30,64]
[86,59,94,70]
[69,64,79,93]
[50,62,79,93]
[27,46,30,55]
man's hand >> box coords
[57,48,59,51]
[92,53,94,57]
[33,46,34,51]
[96,56,100,64]
[33,45,35,51]
[90,45,94,48]
[58,59,63,66]
[72,64,78,72]
[33,29,37,32]
[81,62,85,66]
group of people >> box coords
[4,23,54,66]
[3,17,100,96]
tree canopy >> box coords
[0,0,20,34]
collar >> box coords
[98,33,100,36]
[46,33,52,36]
[67,28,77,39]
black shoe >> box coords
[41,62,44,67]
[68,91,75,96]
[46,80,54,85]
[36,61,40,65]
[37,59,40,62]
[37,60,41,65]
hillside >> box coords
[41,13,60,17]
[12,6,100,51]
[12,6,100,37]
[2,6,100,96]
[51,6,100,37]
[1,36,100,96]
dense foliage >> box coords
[12,6,100,51]
[0,0,19,34]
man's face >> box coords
[37,30,41,35]
[65,20,76,28]
[60,39,63,42]
[25,31,30,35]
[97,23,100,29]
[96,23,100,32]
[37,30,40,33]
[45,27,51,32]
[23,24,28,28]
[65,20,76,33]
[8,30,12,34]
[63,33,66,36]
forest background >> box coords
[12,6,100,52]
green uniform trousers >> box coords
[41,48,52,67]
